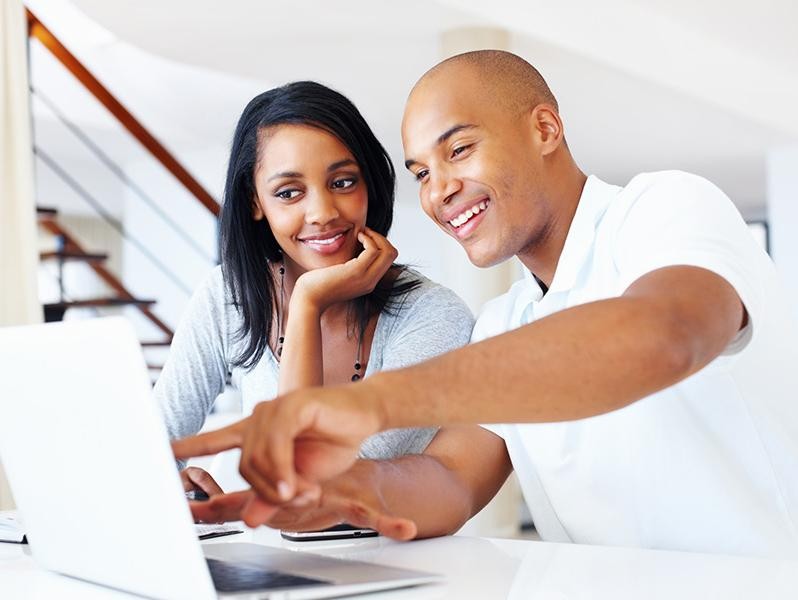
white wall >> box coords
[767,145,798,322]
[120,147,222,342]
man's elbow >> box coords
[656,314,718,382]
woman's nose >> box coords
[305,190,340,225]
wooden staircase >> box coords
[37,206,173,347]
[27,8,221,381]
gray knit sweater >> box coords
[155,266,474,460]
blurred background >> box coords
[4,0,798,533]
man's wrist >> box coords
[354,371,400,431]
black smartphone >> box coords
[280,523,379,542]
[185,489,210,502]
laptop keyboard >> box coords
[206,557,330,593]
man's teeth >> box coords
[304,233,343,245]
[449,200,489,228]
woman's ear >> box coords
[252,197,264,221]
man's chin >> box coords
[464,244,511,269]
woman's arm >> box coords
[277,294,324,394]
[277,228,397,394]
[154,269,229,441]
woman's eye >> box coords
[275,189,301,200]
[331,177,356,190]
[415,169,429,182]
[452,144,470,158]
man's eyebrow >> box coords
[404,123,477,170]
[437,123,476,146]
[328,159,357,172]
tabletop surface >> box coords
[2,526,797,599]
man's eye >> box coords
[452,144,470,158]
[332,178,356,189]
[415,169,429,182]
[275,189,301,200]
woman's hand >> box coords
[292,228,398,314]
[172,384,382,506]
[180,466,224,498]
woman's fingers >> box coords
[348,228,396,288]
[183,466,224,496]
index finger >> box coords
[171,419,248,459]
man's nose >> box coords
[427,167,462,206]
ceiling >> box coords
[27,0,798,218]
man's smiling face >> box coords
[401,65,555,269]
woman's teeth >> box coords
[304,233,343,245]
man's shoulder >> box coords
[615,170,729,209]
[599,170,735,233]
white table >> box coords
[2,526,797,599]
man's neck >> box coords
[518,167,587,287]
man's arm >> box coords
[375,265,744,427]
[189,426,512,539]
[174,265,744,503]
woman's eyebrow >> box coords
[267,170,302,182]
[327,159,357,172]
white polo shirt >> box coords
[474,171,798,557]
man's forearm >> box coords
[364,290,731,429]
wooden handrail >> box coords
[26,8,220,217]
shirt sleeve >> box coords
[358,278,475,459]
[611,172,765,355]
[152,268,229,443]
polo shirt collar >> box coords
[546,175,618,294]
[510,175,618,325]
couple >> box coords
[163,50,798,558]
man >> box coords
[174,50,798,557]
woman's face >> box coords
[252,124,368,276]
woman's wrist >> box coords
[288,284,325,317]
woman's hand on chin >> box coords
[292,228,398,313]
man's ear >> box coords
[252,197,264,221]
[530,104,564,157]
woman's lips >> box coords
[299,230,349,255]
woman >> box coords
[154,81,473,497]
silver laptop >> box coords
[0,318,440,599]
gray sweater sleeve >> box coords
[359,276,474,460]
[153,268,229,441]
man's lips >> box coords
[443,198,490,230]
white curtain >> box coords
[0,0,42,510]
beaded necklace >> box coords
[275,264,363,382]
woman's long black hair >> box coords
[220,81,419,369]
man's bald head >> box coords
[410,49,558,116]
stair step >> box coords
[43,297,156,322]
[40,250,109,263]
[141,339,173,347]
[36,206,58,221]
[45,298,156,309]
